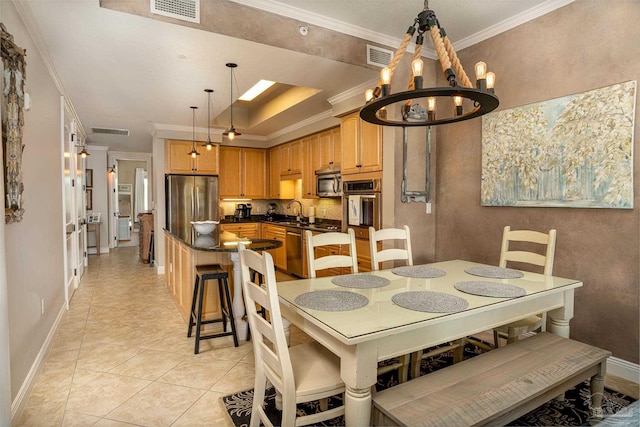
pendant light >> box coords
[222,63,241,141]
[203,89,214,151]
[188,106,200,158]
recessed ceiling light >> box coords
[238,80,275,101]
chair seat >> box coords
[290,341,344,400]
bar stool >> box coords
[187,264,239,354]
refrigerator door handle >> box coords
[195,186,200,219]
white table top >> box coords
[277,259,582,345]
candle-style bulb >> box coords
[365,89,374,102]
[228,131,235,141]
[453,96,463,107]
[381,67,392,85]
[486,72,496,91]
[411,59,423,77]
[428,97,436,111]
[474,62,487,80]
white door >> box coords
[61,98,81,308]
[75,151,86,275]
[110,161,119,249]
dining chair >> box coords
[369,226,464,380]
[305,229,358,278]
[239,245,345,427]
[369,225,413,270]
[492,225,557,347]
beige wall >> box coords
[429,0,639,363]
[2,1,67,402]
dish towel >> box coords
[348,195,361,225]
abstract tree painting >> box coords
[482,81,636,208]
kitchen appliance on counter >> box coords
[316,168,342,198]
[234,203,252,220]
[344,179,381,240]
[266,202,278,220]
[165,174,219,237]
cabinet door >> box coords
[330,126,342,169]
[166,141,195,174]
[359,120,383,173]
[302,135,318,199]
[196,144,219,174]
[243,148,267,199]
[317,130,333,170]
[341,113,360,174]
[289,140,303,174]
[219,146,243,198]
[269,146,281,198]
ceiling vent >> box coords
[150,0,200,24]
[92,127,130,136]
[367,44,393,68]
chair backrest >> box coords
[369,225,413,271]
[499,226,557,275]
[238,244,294,395]
[305,228,358,278]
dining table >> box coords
[276,259,583,426]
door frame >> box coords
[107,152,152,249]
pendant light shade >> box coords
[203,89,214,151]
[222,63,241,141]
[188,106,200,158]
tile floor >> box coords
[16,246,307,427]
[16,246,639,426]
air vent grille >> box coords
[367,45,393,68]
[92,127,130,136]
[151,0,200,23]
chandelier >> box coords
[360,1,498,127]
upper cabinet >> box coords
[302,134,320,199]
[317,127,342,171]
[219,146,267,199]
[341,112,382,175]
[280,139,303,177]
[165,140,219,175]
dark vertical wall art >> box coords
[1,23,27,223]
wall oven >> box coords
[344,179,381,239]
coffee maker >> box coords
[233,203,252,220]
[265,203,277,221]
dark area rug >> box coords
[223,340,636,426]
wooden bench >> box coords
[372,332,611,426]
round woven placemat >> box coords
[391,291,469,313]
[294,290,369,312]
[331,274,391,289]
[464,266,524,279]
[391,265,447,278]
[454,281,527,298]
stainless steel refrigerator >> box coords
[165,174,219,237]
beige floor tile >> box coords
[107,349,187,380]
[209,361,255,394]
[61,410,101,426]
[77,342,144,372]
[16,398,66,427]
[172,391,233,427]
[106,382,205,426]
[158,357,238,390]
[66,372,151,417]
[93,419,141,426]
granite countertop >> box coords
[165,227,282,252]
[220,215,342,232]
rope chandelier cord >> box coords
[360,1,498,127]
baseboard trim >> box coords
[607,356,640,384]
[10,303,66,423]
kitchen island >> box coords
[164,227,281,340]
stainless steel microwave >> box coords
[315,168,342,198]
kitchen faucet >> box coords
[287,199,304,222]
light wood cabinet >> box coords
[280,140,303,177]
[220,222,259,238]
[262,224,287,270]
[268,146,295,199]
[341,112,382,175]
[164,231,230,322]
[302,134,320,199]
[219,146,267,199]
[317,127,342,171]
[165,140,219,175]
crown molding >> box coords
[267,109,333,140]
